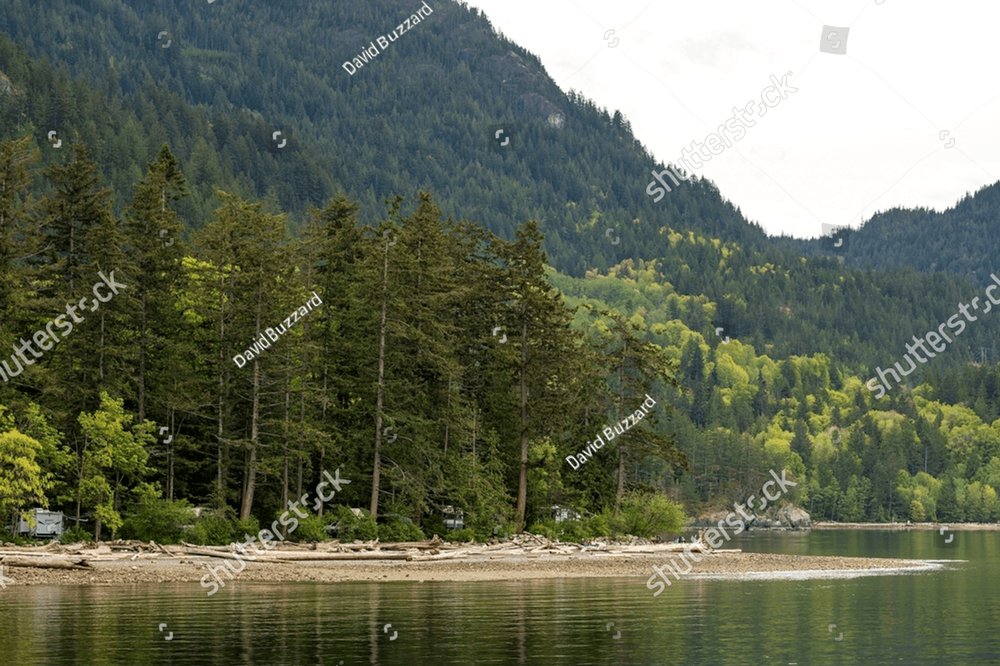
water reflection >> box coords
[0,530,992,665]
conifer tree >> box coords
[497,220,580,531]
[123,145,188,421]
[195,192,291,518]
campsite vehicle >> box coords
[442,505,464,530]
[17,509,65,539]
[550,505,582,523]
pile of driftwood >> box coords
[0,533,738,569]
[0,537,460,568]
[161,532,734,563]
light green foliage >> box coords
[443,528,476,543]
[527,438,564,516]
[77,392,155,539]
[18,403,73,493]
[897,471,941,521]
[758,422,794,458]
[121,483,195,542]
[962,481,999,522]
[527,518,594,543]
[187,509,240,546]
[0,428,48,530]
[608,492,686,538]
[377,519,425,543]
[59,526,92,544]
[289,514,330,543]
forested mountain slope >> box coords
[0,0,764,274]
[3,3,1000,372]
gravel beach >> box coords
[0,546,948,587]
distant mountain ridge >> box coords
[812,182,1000,283]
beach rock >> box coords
[691,505,811,530]
[776,505,811,529]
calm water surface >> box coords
[0,530,994,665]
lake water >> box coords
[0,530,993,665]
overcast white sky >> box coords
[462,0,1000,238]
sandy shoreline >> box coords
[0,544,953,587]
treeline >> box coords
[3,133,998,539]
[0,135,686,543]
[0,33,333,229]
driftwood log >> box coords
[2,555,91,570]
[271,551,413,562]
[166,545,414,562]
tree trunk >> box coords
[215,271,226,506]
[443,377,450,455]
[240,285,264,521]
[516,319,529,532]
[319,297,330,505]
[167,408,175,501]
[370,233,390,518]
[297,388,305,501]
[98,309,106,381]
[138,290,147,420]
[281,364,290,527]
[614,337,627,515]
[2,556,90,570]
[74,457,83,529]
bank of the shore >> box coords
[0,547,948,587]
[811,521,1000,530]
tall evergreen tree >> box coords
[497,220,581,531]
[123,144,188,421]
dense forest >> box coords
[0,136,691,542]
[3,135,1000,548]
[555,259,1000,523]
[3,0,1000,545]
[9,0,997,286]
[4,30,1000,376]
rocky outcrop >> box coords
[0,70,14,96]
[691,505,811,530]
[775,505,811,529]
